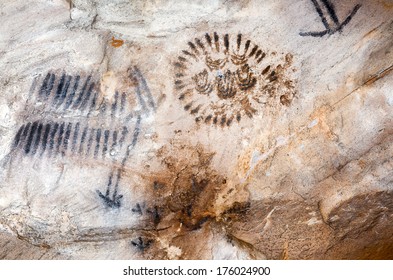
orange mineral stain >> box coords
[111,37,124,48]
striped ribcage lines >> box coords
[12,118,141,163]
[10,68,153,165]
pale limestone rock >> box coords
[0,0,392,259]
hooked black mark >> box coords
[131,237,153,251]
[300,0,361,37]
[132,203,143,215]
[97,170,123,208]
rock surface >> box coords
[0,0,392,259]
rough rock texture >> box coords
[0,0,392,259]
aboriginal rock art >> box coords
[174,32,297,126]
[5,67,155,209]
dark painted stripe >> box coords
[13,124,25,148]
[111,130,118,152]
[73,75,91,109]
[86,128,95,156]
[120,92,126,114]
[118,126,129,149]
[111,91,119,118]
[63,122,72,153]
[71,122,80,153]
[78,126,88,155]
[40,123,51,156]
[214,32,219,52]
[249,45,258,57]
[134,67,155,110]
[20,122,32,148]
[55,123,65,156]
[135,84,147,112]
[102,130,110,157]
[244,40,251,53]
[31,123,43,155]
[53,73,66,104]
[89,91,98,113]
[94,128,102,158]
[48,122,59,154]
[237,34,242,50]
[205,33,212,46]
[24,121,38,154]
[79,82,95,110]
[224,34,229,51]
[64,75,80,109]
[57,75,72,108]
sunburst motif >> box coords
[174,32,296,127]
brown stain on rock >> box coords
[111,37,124,48]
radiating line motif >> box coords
[300,0,361,37]
[174,32,297,127]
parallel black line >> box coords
[205,33,212,46]
[24,122,38,154]
[64,75,80,110]
[188,42,198,55]
[89,91,98,114]
[214,32,220,52]
[78,126,88,155]
[57,75,72,108]
[321,0,340,26]
[53,74,66,105]
[86,128,95,156]
[111,130,118,153]
[120,92,126,114]
[13,124,25,148]
[40,123,51,156]
[73,75,92,109]
[19,122,32,150]
[79,82,95,111]
[195,38,204,50]
[94,129,102,158]
[255,50,262,59]
[135,84,147,113]
[134,67,156,110]
[244,40,251,53]
[48,123,59,155]
[310,0,330,30]
[121,115,141,165]
[118,126,129,149]
[31,123,43,156]
[55,123,65,156]
[224,34,229,51]
[63,122,72,154]
[102,130,110,158]
[71,122,80,153]
[40,73,55,99]
[111,91,119,118]
[249,46,258,57]
[237,34,242,50]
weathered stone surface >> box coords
[0,0,392,259]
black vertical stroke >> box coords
[73,75,92,109]
[64,75,80,110]
[53,74,66,105]
[13,125,25,148]
[133,67,156,111]
[71,122,80,153]
[79,82,95,111]
[94,128,102,158]
[48,123,59,155]
[111,91,119,118]
[78,126,88,155]
[40,73,56,99]
[102,130,110,158]
[40,123,51,156]
[24,122,38,154]
[55,122,65,156]
[310,0,330,30]
[63,122,72,154]
[86,128,95,156]
[321,0,340,26]
[31,123,43,155]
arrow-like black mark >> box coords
[97,170,123,208]
[131,237,153,251]
[300,0,361,37]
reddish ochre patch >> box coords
[111,37,124,48]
